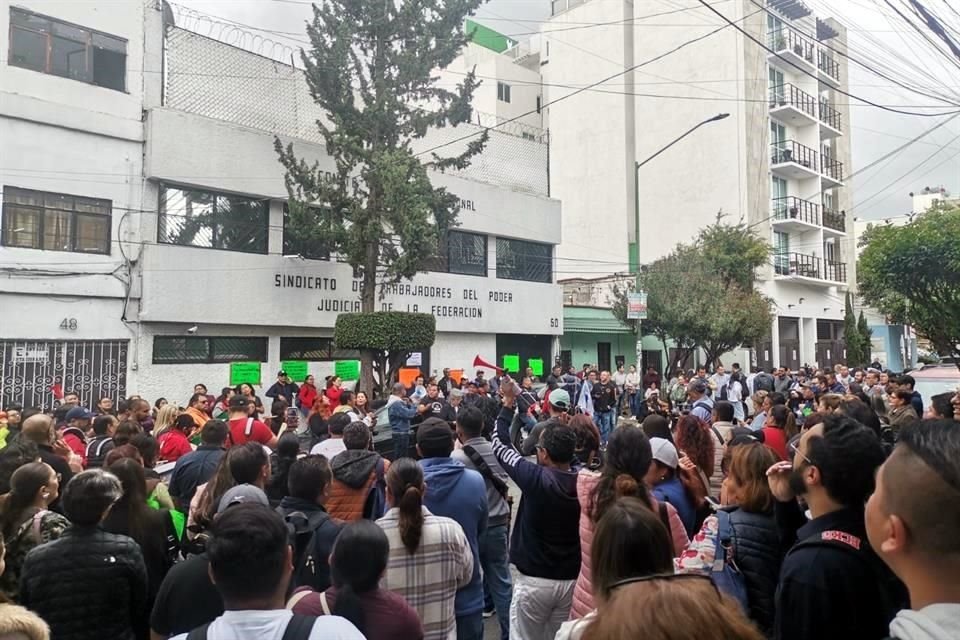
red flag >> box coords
[50,383,63,399]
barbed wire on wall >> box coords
[168,3,300,65]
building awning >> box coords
[563,307,634,334]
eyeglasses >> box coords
[608,573,721,598]
[788,440,812,465]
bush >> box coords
[334,312,436,351]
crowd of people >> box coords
[0,359,957,640]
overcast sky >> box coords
[179,0,959,222]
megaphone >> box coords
[473,354,505,374]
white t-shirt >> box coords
[170,610,363,640]
[310,438,347,460]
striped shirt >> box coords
[376,506,473,640]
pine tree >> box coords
[276,0,488,393]
[857,310,872,366]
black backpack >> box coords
[284,509,337,591]
[187,615,317,640]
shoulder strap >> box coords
[375,457,386,483]
[710,425,724,446]
[462,444,510,502]
[318,592,331,615]
[32,509,49,540]
[245,417,255,437]
[286,589,312,610]
[282,615,318,640]
[186,623,211,640]
[658,501,675,557]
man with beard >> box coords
[767,414,906,640]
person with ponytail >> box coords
[0,462,68,601]
[289,520,423,640]
[569,425,688,620]
[375,458,473,640]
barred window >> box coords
[279,337,360,362]
[2,187,110,254]
[158,185,269,254]
[152,336,267,364]
[426,230,487,276]
[496,237,552,283]
[9,8,126,91]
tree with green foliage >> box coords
[858,202,960,370]
[857,310,872,365]
[611,222,773,372]
[334,312,436,396]
[843,292,864,366]
[276,0,488,393]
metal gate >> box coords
[0,340,128,411]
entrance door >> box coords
[0,340,129,411]
[597,342,612,373]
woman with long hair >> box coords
[569,414,601,470]
[570,426,688,619]
[156,414,194,463]
[289,520,424,640]
[557,497,675,639]
[673,415,719,499]
[576,575,764,640]
[188,442,269,536]
[761,405,790,461]
[645,438,698,537]
[211,387,234,420]
[234,383,263,416]
[677,442,782,636]
[152,404,179,439]
[266,431,300,505]
[102,458,178,605]
[297,375,319,415]
[354,391,376,430]
[324,376,343,406]
[375,458,473,640]
[0,462,67,600]
[0,537,50,639]
[300,396,331,453]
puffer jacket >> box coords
[19,526,148,640]
[728,507,782,637]
[569,469,689,620]
[0,602,50,640]
[327,450,390,522]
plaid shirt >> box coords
[377,506,473,640]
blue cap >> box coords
[65,406,94,421]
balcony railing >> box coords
[825,260,847,282]
[771,139,818,171]
[774,252,845,282]
[819,100,842,131]
[769,83,818,118]
[772,196,820,226]
[818,50,840,81]
[822,207,846,232]
[768,29,816,65]
[822,152,844,182]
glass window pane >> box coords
[3,206,41,248]
[159,186,267,254]
[4,188,44,207]
[10,9,50,30]
[43,209,73,251]
[93,47,125,91]
[152,337,210,363]
[496,238,552,283]
[44,192,73,209]
[92,32,126,53]
[210,337,267,363]
[50,35,90,82]
[73,196,110,214]
[75,214,109,253]
[10,26,47,72]
[448,230,487,276]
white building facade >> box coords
[0,1,563,409]
[472,0,856,372]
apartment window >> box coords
[496,237,552,283]
[8,8,126,91]
[770,121,786,145]
[279,337,360,361]
[426,230,488,277]
[2,187,110,254]
[773,231,790,274]
[771,177,788,200]
[158,185,269,254]
[152,336,268,364]
[521,132,536,141]
[497,81,512,103]
[282,203,330,260]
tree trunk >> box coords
[359,240,379,396]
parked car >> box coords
[912,364,960,403]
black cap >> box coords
[229,395,252,410]
[416,418,454,448]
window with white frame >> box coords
[2,187,111,254]
[497,81,512,103]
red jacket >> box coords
[324,386,343,405]
[297,383,318,411]
[60,427,87,465]
[158,429,193,463]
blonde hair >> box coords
[152,404,179,438]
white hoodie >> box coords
[889,604,960,640]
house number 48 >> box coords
[60,318,78,331]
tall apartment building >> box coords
[527,0,856,372]
[0,1,563,408]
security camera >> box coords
[186,325,198,334]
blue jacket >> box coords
[387,399,419,434]
[653,476,696,537]
[419,457,488,617]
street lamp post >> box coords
[632,112,730,368]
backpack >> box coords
[84,436,114,468]
[718,384,729,401]
[187,615,317,640]
[284,509,336,590]
[710,510,750,611]
[362,458,387,520]
[226,417,255,447]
